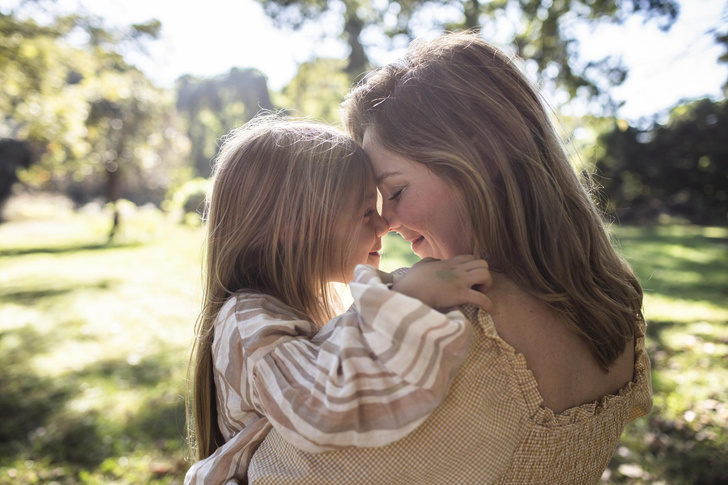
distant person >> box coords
[247,32,652,484]
[184,117,493,484]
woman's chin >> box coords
[412,239,443,260]
[411,236,429,257]
[413,247,436,260]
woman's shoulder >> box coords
[486,275,639,414]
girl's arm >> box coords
[221,262,487,453]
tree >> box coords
[715,15,728,94]
[275,58,351,123]
[594,98,728,224]
[82,69,186,239]
[257,0,374,75]
[256,0,678,109]
[1,2,187,237]
[176,68,276,177]
[0,138,36,220]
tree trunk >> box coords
[0,139,34,223]
[343,6,368,77]
[464,0,481,30]
[107,162,120,242]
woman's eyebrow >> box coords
[375,171,402,184]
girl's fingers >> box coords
[449,254,476,263]
[465,268,492,288]
[465,289,495,313]
[461,260,487,272]
[462,263,489,277]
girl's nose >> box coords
[373,212,388,238]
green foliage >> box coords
[255,0,679,108]
[275,58,351,123]
[508,0,676,107]
[1,5,189,208]
[595,98,728,225]
[176,68,276,177]
[379,232,420,271]
[257,0,370,74]
[713,17,728,93]
[164,177,210,225]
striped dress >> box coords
[184,265,473,485]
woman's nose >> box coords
[379,200,398,232]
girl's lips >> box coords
[367,251,381,266]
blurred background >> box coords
[0,0,726,483]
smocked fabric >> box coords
[247,305,653,484]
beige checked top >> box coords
[184,265,473,485]
[247,305,653,484]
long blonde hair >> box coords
[342,32,643,373]
[186,116,372,461]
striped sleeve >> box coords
[244,264,473,452]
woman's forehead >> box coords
[363,135,417,179]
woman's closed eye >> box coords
[388,187,404,201]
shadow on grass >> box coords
[615,227,728,306]
[0,280,117,306]
[72,353,188,452]
[0,327,73,451]
[125,394,187,452]
[637,265,727,306]
[76,354,174,388]
[609,314,728,484]
[608,415,728,485]
[0,327,187,471]
[0,240,144,258]
[0,326,111,467]
[643,320,679,351]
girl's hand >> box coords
[392,255,494,313]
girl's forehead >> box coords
[364,175,377,194]
[347,176,378,209]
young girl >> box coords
[184,117,492,484]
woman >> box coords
[246,32,652,484]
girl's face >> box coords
[363,131,471,260]
[331,176,388,283]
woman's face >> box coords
[363,131,471,260]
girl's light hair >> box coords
[342,31,643,373]
[186,116,372,461]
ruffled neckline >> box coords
[474,309,650,427]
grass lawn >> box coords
[0,196,726,484]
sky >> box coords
[6,0,728,124]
